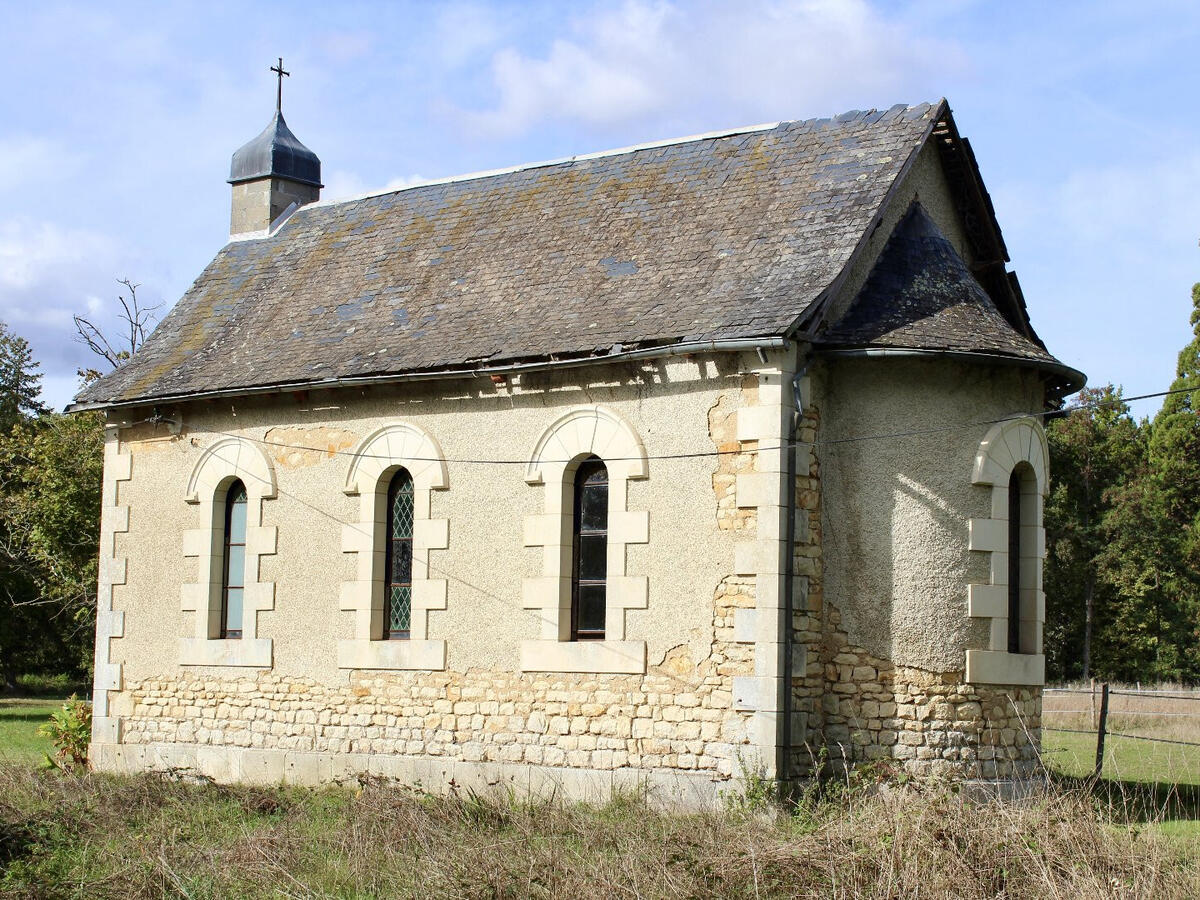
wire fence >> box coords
[1042,683,1200,778]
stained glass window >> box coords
[571,456,608,641]
[384,469,414,640]
[221,479,247,640]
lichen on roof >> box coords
[817,203,1061,364]
[80,100,1063,408]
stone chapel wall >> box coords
[91,352,791,802]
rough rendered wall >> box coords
[792,357,1044,780]
[94,353,788,800]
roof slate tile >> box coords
[76,102,997,406]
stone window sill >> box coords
[519,639,646,674]
[179,637,272,668]
[965,649,1044,686]
[337,639,446,671]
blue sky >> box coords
[2,0,1197,417]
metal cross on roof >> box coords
[270,57,289,112]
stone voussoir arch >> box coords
[180,435,278,667]
[339,421,449,671]
[521,404,650,674]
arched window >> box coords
[384,468,414,640]
[1008,463,1035,654]
[220,479,248,640]
[571,456,608,641]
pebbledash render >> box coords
[71,98,1084,804]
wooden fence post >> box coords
[1094,682,1110,780]
[1090,678,1097,728]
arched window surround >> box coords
[521,405,649,674]
[339,422,449,671]
[965,417,1047,686]
[181,437,278,668]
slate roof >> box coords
[74,99,1076,409]
[817,204,1062,365]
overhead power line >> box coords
[157,385,1195,468]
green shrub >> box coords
[38,694,91,772]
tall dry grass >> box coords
[1,764,1198,898]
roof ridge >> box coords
[306,101,940,212]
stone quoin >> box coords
[72,88,1083,804]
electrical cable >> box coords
[132,385,1196,469]
[196,458,711,690]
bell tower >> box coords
[228,58,322,237]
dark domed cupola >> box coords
[228,58,322,237]
[229,111,322,189]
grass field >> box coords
[1043,728,1200,785]
[0,699,58,766]
[1,697,1199,896]
[3,765,1200,898]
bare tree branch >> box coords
[73,278,161,378]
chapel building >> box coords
[73,98,1084,803]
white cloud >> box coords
[0,220,117,294]
[323,170,431,202]
[1054,155,1200,249]
[320,31,374,63]
[0,217,153,408]
[455,0,963,138]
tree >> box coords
[72,277,159,381]
[1150,282,1200,572]
[0,322,68,688]
[0,411,103,679]
[1093,283,1200,682]
[0,328,45,430]
[1044,386,1142,680]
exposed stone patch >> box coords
[707,394,757,531]
[654,644,694,675]
[122,572,757,780]
[264,426,357,469]
[121,421,184,453]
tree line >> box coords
[1044,283,1200,683]
[0,284,1197,689]
[0,280,153,690]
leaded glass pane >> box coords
[228,484,247,539]
[384,469,414,641]
[391,476,414,539]
[390,541,412,584]
[389,585,411,635]
[221,480,248,640]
